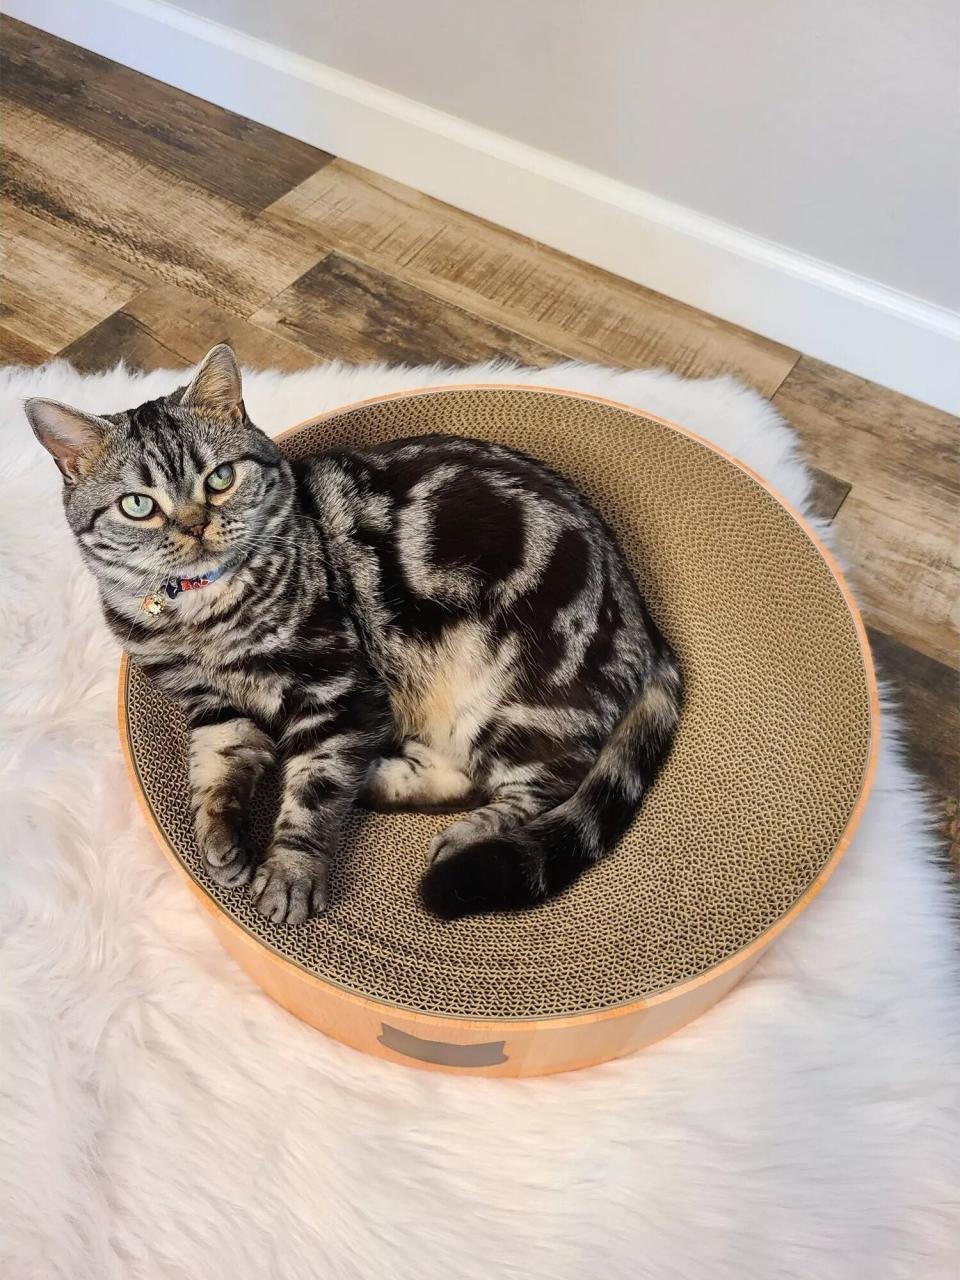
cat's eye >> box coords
[119,493,156,520]
[206,463,235,493]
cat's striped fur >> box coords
[27,346,680,922]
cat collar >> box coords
[143,566,225,616]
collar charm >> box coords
[143,566,224,615]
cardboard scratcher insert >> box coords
[120,385,878,1076]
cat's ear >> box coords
[25,398,112,484]
[180,343,244,421]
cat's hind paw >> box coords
[429,818,479,865]
[361,743,478,812]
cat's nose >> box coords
[187,522,207,539]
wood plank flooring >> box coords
[265,162,798,394]
[0,15,332,210]
[772,358,959,668]
[2,202,146,355]
[2,15,957,867]
[60,283,321,374]
[256,251,565,366]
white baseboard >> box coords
[8,0,960,411]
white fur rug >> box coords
[1,358,958,1280]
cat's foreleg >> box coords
[251,679,387,925]
[186,706,275,888]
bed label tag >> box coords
[378,1023,508,1067]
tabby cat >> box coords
[26,346,680,923]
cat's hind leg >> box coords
[427,750,591,866]
[361,740,479,812]
[428,779,558,865]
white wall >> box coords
[9,0,960,406]
[175,0,960,311]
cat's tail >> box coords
[419,652,682,920]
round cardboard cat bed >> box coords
[119,385,878,1076]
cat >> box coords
[26,345,681,923]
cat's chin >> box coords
[172,558,221,579]
[177,546,244,578]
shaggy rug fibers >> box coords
[1,358,957,1280]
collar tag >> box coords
[143,566,224,615]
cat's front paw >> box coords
[196,812,257,888]
[205,843,257,889]
[250,851,329,926]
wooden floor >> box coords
[2,17,957,868]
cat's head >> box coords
[26,344,287,599]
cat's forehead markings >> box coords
[127,397,169,430]
[74,435,113,480]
